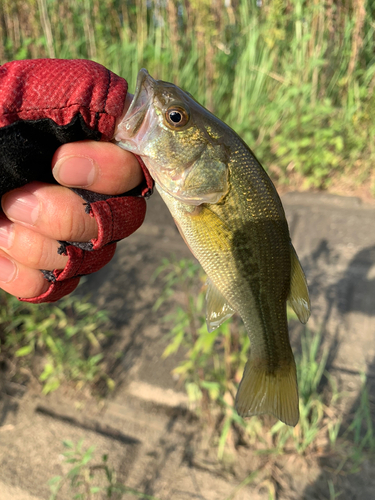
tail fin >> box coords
[235,357,299,426]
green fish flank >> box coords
[114,69,311,427]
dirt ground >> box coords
[1,190,375,500]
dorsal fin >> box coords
[288,244,311,324]
[206,279,235,332]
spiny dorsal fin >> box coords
[288,244,311,324]
[206,279,235,332]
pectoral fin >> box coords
[206,279,235,332]
[288,244,311,324]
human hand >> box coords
[0,139,143,299]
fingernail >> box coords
[53,156,96,187]
[0,219,14,249]
[0,256,16,283]
[3,191,39,225]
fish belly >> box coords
[156,183,299,426]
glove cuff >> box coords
[3,60,155,304]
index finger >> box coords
[51,141,143,195]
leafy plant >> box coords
[1,0,375,194]
[153,255,375,500]
[333,373,375,474]
[155,254,375,499]
[154,258,248,399]
[49,439,161,500]
[267,328,331,455]
[0,289,114,394]
[155,256,368,466]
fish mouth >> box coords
[114,69,156,148]
[125,69,155,121]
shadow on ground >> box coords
[74,192,192,394]
[70,193,375,499]
[300,242,375,500]
[2,192,375,500]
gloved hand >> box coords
[0,59,154,303]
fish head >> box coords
[115,69,229,205]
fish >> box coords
[114,69,310,426]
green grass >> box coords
[1,0,374,192]
[0,287,114,394]
[155,256,375,494]
[49,439,162,500]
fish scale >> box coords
[115,69,311,426]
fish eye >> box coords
[165,106,190,128]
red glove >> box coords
[0,59,153,303]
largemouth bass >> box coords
[114,69,310,426]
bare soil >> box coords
[1,190,375,500]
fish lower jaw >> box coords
[116,139,140,154]
[155,182,224,206]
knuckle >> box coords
[12,229,67,271]
[27,238,48,269]
[55,205,96,242]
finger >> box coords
[2,182,98,242]
[0,251,50,299]
[52,141,143,195]
[0,216,68,270]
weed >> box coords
[338,373,375,473]
[156,258,337,456]
[49,439,161,500]
[224,470,259,500]
[155,256,375,496]
[0,289,114,394]
[348,373,375,453]
[154,257,248,416]
[327,479,342,499]
[1,1,374,193]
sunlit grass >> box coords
[1,0,374,192]
[155,256,375,489]
[0,288,114,394]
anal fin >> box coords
[206,279,235,332]
[288,244,311,324]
